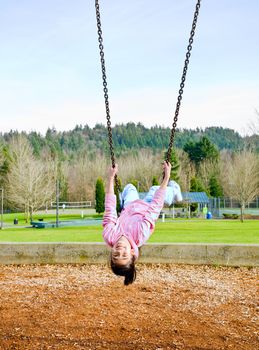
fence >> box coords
[209,197,259,217]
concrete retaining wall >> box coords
[0,243,258,266]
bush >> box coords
[190,203,198,212]
[222,213,239,219]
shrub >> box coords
[222,213,239,219]
[95,177,105,214]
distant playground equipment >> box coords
[50,201,93,210]
[31,198,98,228]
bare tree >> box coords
[64,149,189,201]
[118,150,161,191]
[66,153,108,202]
[6,135,56,222]
[177,149,195,192]
[248,109,259,135]
[220,149,259,221]
[198,158,220,191]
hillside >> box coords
[1,124,258,158]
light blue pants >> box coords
[120,184,175,209]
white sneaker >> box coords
[168,180,183,202]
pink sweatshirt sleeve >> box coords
[102,194,118,246]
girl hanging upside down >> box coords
[102,161,182,285]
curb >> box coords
[0,243,258,266]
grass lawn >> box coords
[2,212,102,225]
[0,220,258,244]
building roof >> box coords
[182,192,210,203]
[140,191,210,204]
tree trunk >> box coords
[240,202,245,222]
[29,207,33,223]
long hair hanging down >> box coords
[110,256,137,286]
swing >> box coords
[95,0,201,192]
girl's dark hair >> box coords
[110,255,137,286]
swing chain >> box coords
[95,0,120,192]
[166,0,201,164]
[96,0,201,178]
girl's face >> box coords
[111,236,135,266]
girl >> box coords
[102,161,182,285]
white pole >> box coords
[162,213,165,222]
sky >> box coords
[0,0,258,135]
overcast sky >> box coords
[0,0,258,135]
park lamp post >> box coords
[0,188,3,229]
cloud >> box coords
[1,83,258,136]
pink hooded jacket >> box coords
[102,188,166,258]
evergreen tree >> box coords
[209,175,223,197]
[95,177,105,214]
[152,176,159,186]
[190,177,205,192]
[184,136,219,167]
[0,145,10,180]
[165,148,180,181]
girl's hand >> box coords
[108,164,118,179]
[163,161,171,181]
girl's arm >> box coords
[106,164,118,194]
[160,161,171,190]
[102,164,118,245]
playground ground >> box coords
[0,264,257,350]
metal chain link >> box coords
[95,0,120,193]
[165,0,201,163]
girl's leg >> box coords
[143,186,160,203]
[121,184,139,208]
[168,180,183,202]
[144,182,182,205]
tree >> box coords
[246,110,259,152]
[6,135,56,222]
[95,177,105,214]
[177,149,194,192]
[0,144,8,185]
[165,148,180,181]
[198,159,222,195]
[117,149,161,192]
[66,153,107,202]
[209,175,223,197]
[190,176,205,192]
[152,176,159,186]
[184,136,219,167]
[220,149,259,222]
[248,110,259,135]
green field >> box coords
[1,212,102,225]
[0,220,258,244]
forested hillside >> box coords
[1,123,257,158]
[0,123,258,217]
